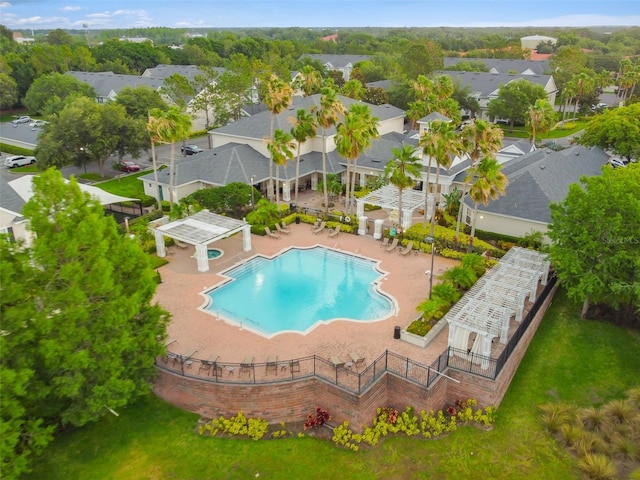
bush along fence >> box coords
[196,399,496,450]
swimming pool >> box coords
[201,246,395,337]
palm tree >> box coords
[266,128,296,207]
[288,108,317,204]
[340,79,367,100]
[465,157,508,252]
[313,86,345,211]
[456,119,503,239]
[571,71,595,120]
[384,144,423,229]
[146,106,191,210]
[335,103,380,214]
[561,80,577,124]
[527,98,556,146]
[295,65,323,97]
[418,120,463,232]
[262,74,293,201]
[146,109,172,210]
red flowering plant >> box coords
[303,407,331,430]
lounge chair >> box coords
[380,237,390,248]
[240,356,254,374]
[328,225,340,238]
[276,222,291,234]
[265,355,278,374]
[385,237,399,253]
[329,355,345,369]
[175,239,189,249]
[399,240,414,256]
[349,353,366,370]
[265,226,280,239]
[312,221,326,234]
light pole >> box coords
[250,177,254,208]
[425,236,436,299]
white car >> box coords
[609,157,629,169]
[11,115,31,125]
[29,120,47,127]
[4,155,36,168]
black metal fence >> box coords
[157,274,557,391]
[156,348,452,395]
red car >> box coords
[120,161,141,173]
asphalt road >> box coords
[1,121,211,182]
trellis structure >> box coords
[445,247,550,370]
[152,210,252,272]
[356,184,433,231]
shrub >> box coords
[577,453,617,480]
[304,407,331,430]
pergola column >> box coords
[195,244,209,272]
[154,230,166,257]
[242,225,252,252]
[282,180,291,202]
[356,200,365,219]
[358,215,368,236]
[401,208,412,231]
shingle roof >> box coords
[211,94,405,140]
[300,54,372,68]
[142,64,225,82]
[0,175,25,218]
[443,57,550,75]
[435,71,555,98]
[66,71,164,98]
[467,145,609,223]
[139,143,348,189]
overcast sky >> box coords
[1,0,639,31]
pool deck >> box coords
[155,195,460,368]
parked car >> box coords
[181,144,204,155]
[119,161,141,173]
[590,103,608,112]
[609,157,630,169]
[29,120,48,127]
[11,115,31,125]
[4,155,36,168]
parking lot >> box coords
[0,119,211,182]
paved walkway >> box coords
[155,216,459,370]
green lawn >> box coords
[22,288,640,480]
[95,171,149,199]
[499,119,589,140]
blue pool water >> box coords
[204,246,394,337]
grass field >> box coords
[94,171,149,199]
[23,288,640,480]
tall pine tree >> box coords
[1,169,170,477]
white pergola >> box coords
[356,184,433,233]
[444,247,550,370]
[152,210,251,272]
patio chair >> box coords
[380,237,390,249]
[175,239,189,249]
[276,222,290,235]
[265,226,280,239]
[290,360,301,373]
[385,237,399,253]
[349,353,366,370]
[265,355,278,375]
[329,355,345,369]
[240,356,254,374]
[328,225,340,238]
[399,240,414,256]
[312,221,326,234]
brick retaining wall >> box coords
[153,284,558,430]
